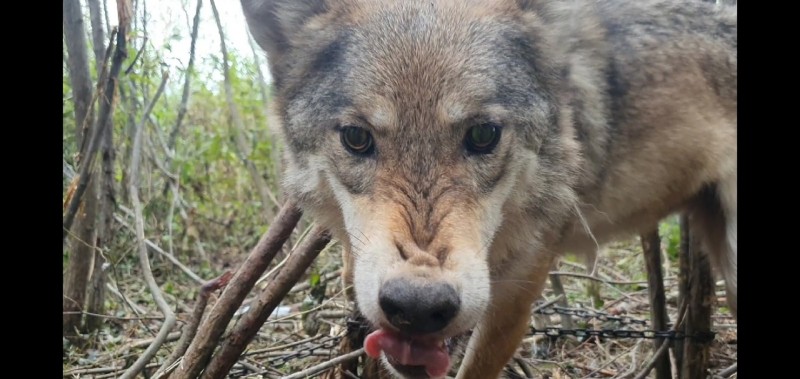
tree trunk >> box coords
[64,0,94,147]
[84,0,113,335]
[87,0,106,69]
[85,114,115,334]
[63,0,98,339]
[102,0,111,36]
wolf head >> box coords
[242,0,583,376]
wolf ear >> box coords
[241,0,326,67]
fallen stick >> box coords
[200,226,333,379]
[281,348,365,379]
[170,200,303,379]
[155,272,233,378]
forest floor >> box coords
[63,222,737,379]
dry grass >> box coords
[62,233,737,379]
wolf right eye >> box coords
[341,126,375,155]
[464,123,502,155]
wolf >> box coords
[240,0,737,377]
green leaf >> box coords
[165,281,175,295]
[310,272,321,287]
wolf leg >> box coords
[685,175,736,319]
[455,254,556,379]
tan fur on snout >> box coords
[332,172,494,342]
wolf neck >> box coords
[536,0,617,205]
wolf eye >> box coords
[341,126,374,155]
[465,123,501,154]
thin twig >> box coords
[113,213,205,285]
[64,366,123,376]
[715,362,737,378]
[548,271,653,286]
[580,341,639,379]
[571,363,617,377]
[116,332,182,355]
[257,223,315,286]
[289,270,342,294]
[532,294,565,313]
[280,348,366,379]
[124,36,147,74]
[514,357,534,378]
[118,70,176,379]
[105,282,147,315]
[62,311,164,321]
[243,335,324,356]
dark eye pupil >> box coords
[466,124,500,154]
[470,125,496,147]
[342,126,373,154]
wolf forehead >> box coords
[266,0,561,149]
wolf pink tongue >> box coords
[365,329,450,378]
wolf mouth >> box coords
[365,328,467,379]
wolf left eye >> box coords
[341,126,375,155]
[465,123,502,154]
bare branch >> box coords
[281,348,365,379]
[124,37,148,75]
[170,200,303,379]
[167,0,203,150]
[201,226,333,379]
[118,70,175,379]
[715,362,737,378]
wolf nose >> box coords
[378,278,460,335]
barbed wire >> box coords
[532,305,715,342]
[227,302,721,377]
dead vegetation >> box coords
[62,212,737,379]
